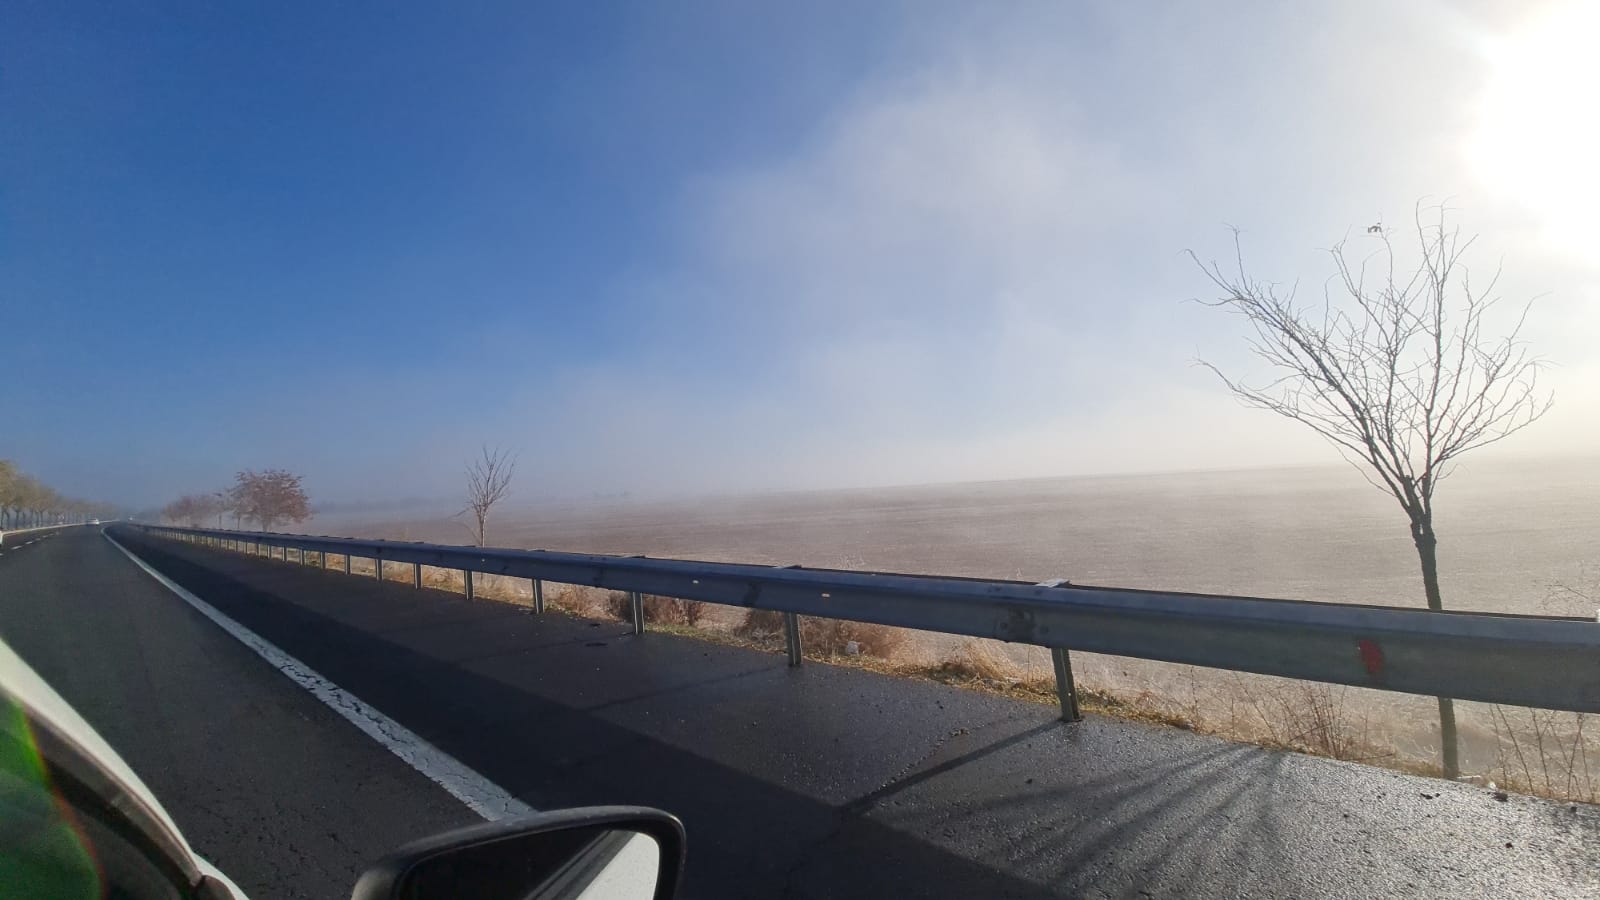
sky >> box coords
[4,0,1598,510]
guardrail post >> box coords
[464,570,475,600]
[1051,647,1082,722]
[784,612,803,666]
[629,591,644,635]
[532,579,544,613]
[413,562,422,589]
[374,558,383,580]
[343,554,351,575]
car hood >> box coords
[0,637,249,898]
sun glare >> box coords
[1467,2,1600,253]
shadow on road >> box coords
[115,530,1316,899]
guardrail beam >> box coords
[127,523,1600,714]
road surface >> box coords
[1,526,1595,898]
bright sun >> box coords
[1467,2,1600,252]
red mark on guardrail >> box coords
[1357,639,1385,679]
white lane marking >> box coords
[103,530,534,821]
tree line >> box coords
[163,469,311,531]
[0,460,118,528]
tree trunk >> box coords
[1411,515,1460,778]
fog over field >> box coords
[322,454,1600,773]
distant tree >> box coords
[223,482,246,528]
[164,495,197,527]
[1191,205,1552,778]
[232,470,311,531]
[0,462,114,526]
[163,493,225,528]
[460,446,516,547]
[15,476,50,527]
[0,460,17,529]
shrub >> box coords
[736,609,786,636]
[929,640,1020,684]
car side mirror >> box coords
[350,806,684,900]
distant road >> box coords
[1,527,1595,899]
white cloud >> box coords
[296,0,1600,502]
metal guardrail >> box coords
[127,523,1600,717]
[0,523,80,548]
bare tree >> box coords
[232,470,311,531]
[1190,205,1552,778]
[461,446,516,547]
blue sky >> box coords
[5,1,1598,509]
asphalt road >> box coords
[0,526,477,898]
[3,527,1598,899]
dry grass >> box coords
[735,609,911,659]
[1488,707,1597,803]
[601,592,710,626]
[909,641,1058,702]
[545,583,620,618]
[1207,676,1387,762]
